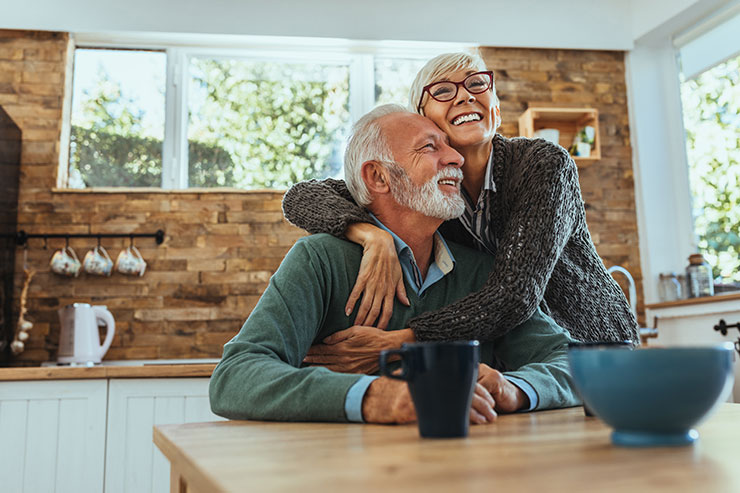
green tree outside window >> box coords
[680,55,740,282]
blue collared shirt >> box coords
[344,216,537,422]
[369,213,455,296]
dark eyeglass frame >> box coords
[417,71,494,113]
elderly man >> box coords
[209,104,579,424]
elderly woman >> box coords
[282,52,638,371]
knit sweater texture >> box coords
[209,234,580,422]
[281,134,639,344]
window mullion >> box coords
[175,52,190,189]
[162,48,178,189]
[163,49,190,189]
[349,54,375,125]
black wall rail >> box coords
[9,229,166,247]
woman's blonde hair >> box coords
[409,51,499,115]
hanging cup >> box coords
[50,246,82,277]
[83,245,114,276]
[116,245,146,276]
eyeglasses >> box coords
[417,71,494,113]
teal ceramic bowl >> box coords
[568,345,735,447]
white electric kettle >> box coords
[57,303,115,364]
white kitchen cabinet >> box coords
[647,296,740,402]
[104,378,225,493]
[0,379,108,493]
[0,375,223,493]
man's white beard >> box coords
[388,167,465,221]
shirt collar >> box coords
[368,213,455,294]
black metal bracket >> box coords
[12,229,165,247]
[714,319,740,356]
[714,319,740,336]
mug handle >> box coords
[131,245,147,276]
[379,348,411,381]
[98,245,112,263]
[131,245,143,261]
[65,246,81,278]
[65,246,80,262]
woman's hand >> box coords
[477,364,529,413]
[345,223,410,329]
[303,327,415,374]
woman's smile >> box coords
[451,112,483,126]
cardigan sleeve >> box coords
[282,178,374,237]
[409,143,581,341]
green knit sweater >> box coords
[209,233,580,422]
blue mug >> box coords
[379,340,479,438]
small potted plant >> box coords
[569,126,595,157]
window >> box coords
[677,12,740,282]
[187,57,349,189]
[66,36,462,190]
[69,49,166,188]
[374,57,428,106]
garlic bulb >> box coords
[10,340,24,354]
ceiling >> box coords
[0,0,720,50]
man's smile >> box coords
[438,177,460,192]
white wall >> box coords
[630,0,703,40]
[626,42,695,303]
[0,0,635,50]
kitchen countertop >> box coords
[0,359,218,381]
[646,291,740,310]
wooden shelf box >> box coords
[518,107,601,164]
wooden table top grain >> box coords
[154,404,740,493]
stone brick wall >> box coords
[1,30,642,366]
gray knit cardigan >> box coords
[282,134,639,344]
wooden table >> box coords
[154,404,740,492]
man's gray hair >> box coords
[344,103,410,207]
[409,51,499,115]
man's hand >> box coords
[362,378,497,425]
[470,383,497,424]
[477,364,529,413]
[304,326,415,374]
[362,377,416,424]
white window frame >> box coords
[66,32,468,190]
[627,2,740,304]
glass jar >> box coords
[658,272,682,302]
[686,254,714,298]
[677,274,689,299]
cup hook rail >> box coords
[9,229,165,247]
